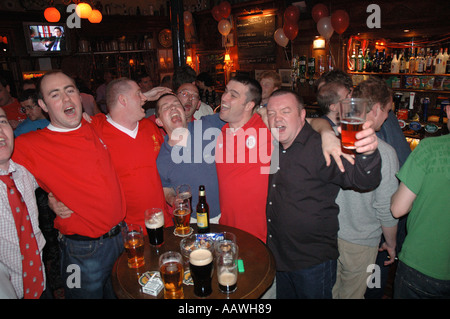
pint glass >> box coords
[189,248,214,297]
[159,251,184,299]
[217,242,238,294]
[122,224,145,269]
[339,98,367,150]
[145,208,164,246]
[173,202,191,236]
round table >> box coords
[111,224,275,299]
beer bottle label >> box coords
[197,212,208,228]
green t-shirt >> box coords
[397,134,450,280]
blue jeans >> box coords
[394,261,450,299]
[276,260,337,299]
[59,232,124,299]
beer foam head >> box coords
[189,248,213,266]
[145,212,164,229]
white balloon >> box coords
[218,19,232,36]
[317,16,334,39]
[274,28,289,47]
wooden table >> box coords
[111,224,275,299]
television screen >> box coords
[23,22,71,56]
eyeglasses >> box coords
[177,90,199,101]
[20,104,37,113]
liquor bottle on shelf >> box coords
[435,48,445,74]
[383,51,392,73]
[416,48,425,73]
[357,49,364,72]
[409,48,416,73]
[307,57,315,85]
[446,57,450,74]
[399,50,406,73]
[425,48,433,73]
[404,49,410,73]
[391,50,399,73]
[378,49,385,72]
[298,55,307,85]
[350,49,356,71]
[196,185,210,234]
[364,48,372,72]
[372,49,379,72]
[443,48,449,72]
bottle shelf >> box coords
[348,71,450,76]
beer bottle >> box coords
[196,185,210,233]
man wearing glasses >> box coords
[14,89,49,137]
[176,83,202,123]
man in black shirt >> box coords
[266,89,382,299]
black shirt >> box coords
[266,121,381,271]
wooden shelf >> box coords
[348,71,450,76]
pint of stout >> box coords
[145,208,164,246]
[189,248,213,297]
[159,251,184,299]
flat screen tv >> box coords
[23,22,72,56]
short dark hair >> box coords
[19,89,38,105]
[315,69,353,92]
[155,93,178,118]
[269,88,305,113]
[317,82,347,115]
[352,76,393,111]
[196,72,214,87]
[172,66,197,91]
[229,75,262,109]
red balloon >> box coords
[219,1,231,19]
[283,22,298,41]
[211,5,222,22]
[284,5,300,24]
[311,3,329,23]
[331,10,350,34]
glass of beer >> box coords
[145,208,164,246]
[122,224,145,269]
[216,242,239,294]
[339,98,368,150]
[159,251,184,299]
[189,247,214,297]
[176,184,192,210]
[173,202,192,237]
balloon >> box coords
[211,5,222,22]
[274,28,289,47]
[311,3,329,23]
[283,22,299,41]
[219,1,232,19]
[284,5,300,24]
[317,16,334,39]
[331,10,349,34]
[183,11,193,26]
[218,19,232,36]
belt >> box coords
[64,223,122,241]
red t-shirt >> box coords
[3,98,27,126]
[90,115,173,232]
[12,120,126,238]
[215,113,274,243]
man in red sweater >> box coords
[0,75,27,129]
[13,71,126,298]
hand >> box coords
[143,87,173,101]
[256,107,269,128]
[354,120,378,155]
[379,242,397,266]
[82,112,92,123]
[48,192,73,219]
[321,130,355,172]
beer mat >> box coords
[139,271,164,296]
[173,227,193,237]
[424,124,438,133]
[398,120,406,129]
[409,121,422,131]
[183,269,194,285]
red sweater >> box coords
[215,114,274,243]
[90,115,173,232]
[12,120,126,238]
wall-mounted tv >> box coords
[23,22,72,56]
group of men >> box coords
[0,66,448,299]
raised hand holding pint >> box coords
[339,98,368,150]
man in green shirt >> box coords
[391,103,450,298]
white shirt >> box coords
[0,160,46,298]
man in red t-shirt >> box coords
[12,71,126,298]
[0,75,27,129]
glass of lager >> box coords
[173,202,192,236]
[159,251,184,299]
[339,98,368,150]
[122,224,145,269]
[145,208,164,246]
[216,242,238,294]
[189,246,214,297]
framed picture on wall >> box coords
[278,69,292,87]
